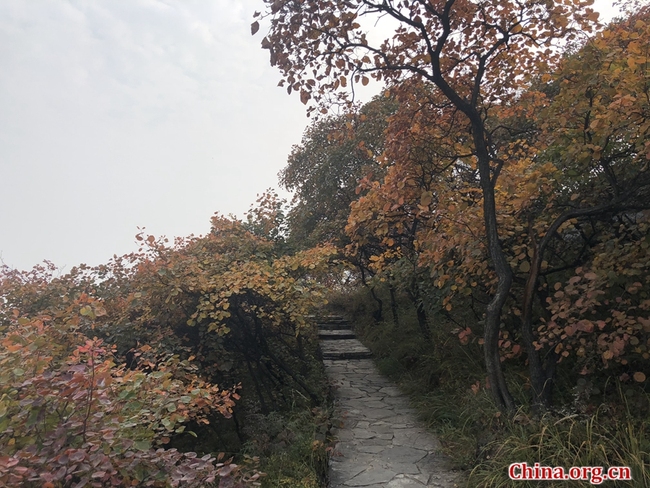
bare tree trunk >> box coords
[361,266,384,321]
[369,285,383,321]
[388,281,399,326]
[409,275,432,342]
[473,126,516,413]
[415,301,432,342]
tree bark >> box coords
[369,285,384,321]
[409,275,432,342]
[472,122,516,413]
[361,265,384,321]
[388,281,399,326]
[415,301,432,342]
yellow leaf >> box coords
[587,10,599,22]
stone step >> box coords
[317,315,347,323]
[317,322,352,330]
[318,330,357,340]
[322,350,373,360]
[320,338,372,360]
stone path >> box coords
[318,316,462,488]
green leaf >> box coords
[134,440,150,451]
[80,306,93,317]
[118,389,135,400]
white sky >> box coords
[0,0,620,271]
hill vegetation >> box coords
[262,1,650,485]
[2,2,650,487]
[0,212,336,487]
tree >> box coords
[256,0,598,412]
[280,95,396,249]
[244,189,289,245]
[345,17,650,405]
[516,6,650,405]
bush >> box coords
[0,306,256,487]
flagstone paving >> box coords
[318,317,462,488]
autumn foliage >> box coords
[3,2,650,485]
[261,1,650,412]
[0,209,336,486]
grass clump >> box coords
[242,407,331,488]
[469,406,649,487]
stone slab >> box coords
[320,330,358,339]
[322,336,462,488]
[321,338,373,360]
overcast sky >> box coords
[0,0,619,272]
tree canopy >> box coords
[263,1,650,412]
